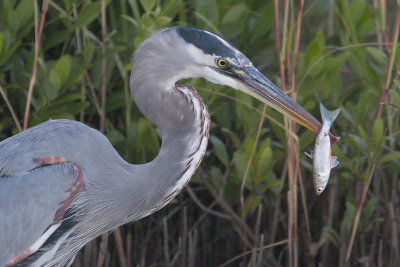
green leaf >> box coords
[389,89,400,108]
[54,55,71,84]
[156,16,172,27]
[221,128,240,149]
[49,70,61,92]
[160,0,184,17]
[243,193,263,216]
[195,0,219,28]
[32,101,89,125]
[255,138,273,178]
[221,4,246,25]
[0,32,3,56]
[15,0,33,28]
[51,93,83,105]
[43,30,69,51]
[371,118,383,145]
[347,134,369,156]
[83,41,96,65]
[323,226,341,248]
[349,0,366,25]
[139,0,156,13]
[121,14,139,27]
[193,11,219,33]
[378,151,400,163]
[48,55,71,93]
[209,166,224,189]
[366,47,387,66]
[210,135,229,167]
[233,152,247,177]
[342,201,356,230]
[0,40,21,66]
[259,179,281,192]
[106,129,125,145]
[363,197,377,220]
[75,2,102,29]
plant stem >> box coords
[345,163,377,261]
[100,0,107,133]
[376,4,400,119]
[240,104,266,218]
[23,0,48,130]
[0,83,22,132]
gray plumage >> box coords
[0,27,320,266]
[0,163,79,265]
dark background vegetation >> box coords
[0,0,399,266]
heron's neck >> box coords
[129,73,210,216]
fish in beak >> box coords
[305,103,341,195]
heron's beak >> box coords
[227,66,321,132]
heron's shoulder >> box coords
[36,119,93,131]
[0,119,106,156]
[0,119,108,177]
[22,119,102,139]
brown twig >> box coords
[345,163,377,261]
[321,178,338,266]
[218,239,289,267]
[96,3,110,265]
[292,0,304,92]
[0,83,22,132]
[373,0,383,50]
[376,4,400,119]
[275,1,304,266]
[297,160,311,249]
[162,217,171,267]
[383,0,389,50]
[389,199,399,263]
[100,0,107,132]
[274,0,286,90]
[288,2,304,266]
[113,229,127,267]
[125,228,132,267]
[274,1,301,266]
[96,234,109,267]
[23,0,49,130]
[186,185,230,220]
[198,168,256,246]
[269,160,287,244]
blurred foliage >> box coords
[0,0,399,266]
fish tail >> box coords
[320,103,341,127]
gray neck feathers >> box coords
[127,29,210,216]
[130,29,190,130]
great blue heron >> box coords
[0,27,321,266]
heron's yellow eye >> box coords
[217,58,228,68]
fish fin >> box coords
[329,132,340,144]
[331,156,339,169]
[320,103,341,127]
[304,151,313,159]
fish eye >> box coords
[216,58,228,68]
[317,188,323,193]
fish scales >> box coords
[307,103,341,195]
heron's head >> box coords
[133,27,321,131]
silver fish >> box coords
[306,103,341,195]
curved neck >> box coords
[128,71,210,218]
[123,28,212,219]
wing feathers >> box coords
[0,162,84,267]
[54,164,84,222]
[4,223,61,267]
